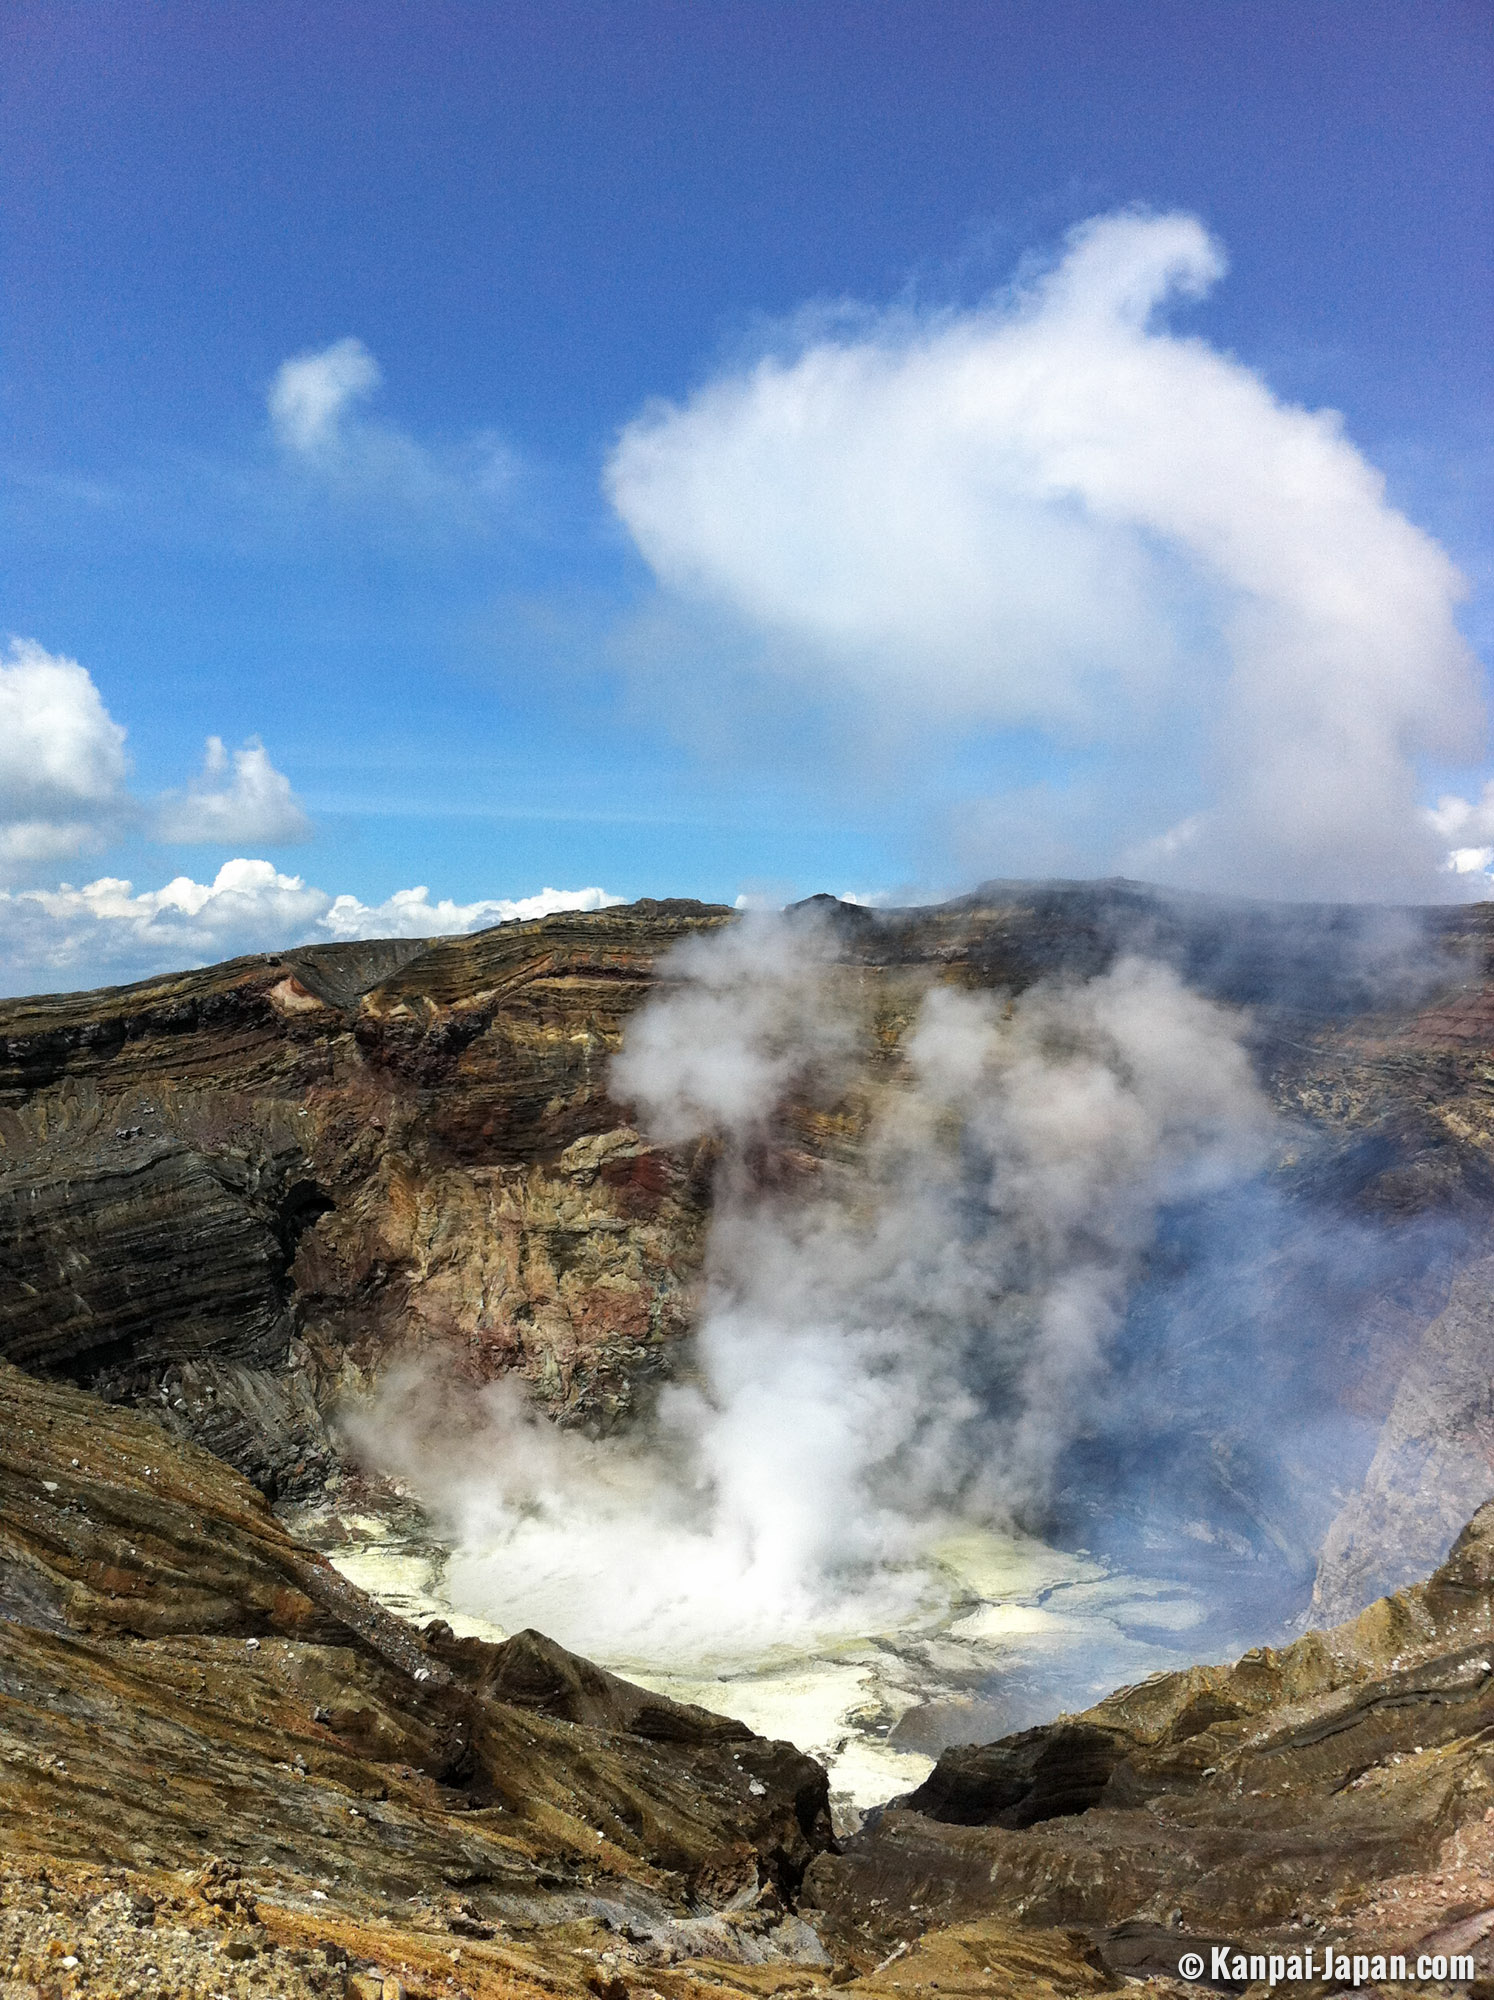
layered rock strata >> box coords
[0,1360,835,1976]
[3,884,1494,1612]
[805,1503,1494,1986]
[0,903,733,1497]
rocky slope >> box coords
[2,883,1493,1614]
[0,1351,1124,1999]
[8,1353,1494,1994]
[806,1500,1494,1989]
[0,1358,837,1995]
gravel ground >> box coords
[0,1858,432,2000]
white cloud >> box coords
[268,337,383,453]
[154,735,314,845]
[266,337,519,513]
[0,862,329,989]
[608,210,1484,903]
[0,635,619,993]
[1427,782,1494,849]
[1425,783,1494,885]
[318,882,621,940]
[0,639,133,868]
[0,863,622,997]
[0,639,316,878]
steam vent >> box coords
[7,883,1494,1997]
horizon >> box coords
[6,870,1491,1010]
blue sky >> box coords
[1,1,1491,990]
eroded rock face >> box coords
[2,883,1494,1607]
[0,902,733,1494]
[803,1504,1494,1983]
[0,1360,833,1929]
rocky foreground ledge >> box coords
[0,1361,833,1999]
[6,1357,1494,1998]
[808,1506,1494,1990]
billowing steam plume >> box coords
[350,912,1275,1667]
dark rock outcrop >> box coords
[805,1503,1494,1981]
[0,1359,833,1938]
[901,1724,1132,1830]
[0,1132,320,1375]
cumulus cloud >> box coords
[607,210,1484,902]
[319,882,620,940]
[268,336,383,453]
[153,735,314,845]
[1426,783,1494,878]
[267,337,518,512]
[0,639,133,868]
[0,634,618,995]
[0,865,621,998]
[0,638,316,878]
[0,862,330,990]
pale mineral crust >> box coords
[805,1502,1494,1986]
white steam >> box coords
[351,915,1275,1667]
[611,913,861,1143]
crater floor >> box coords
[289,1490,1262,1827]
